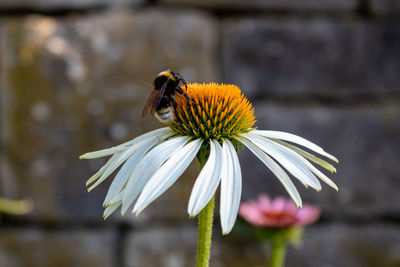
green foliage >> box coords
[0,197,33,215]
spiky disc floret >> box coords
[171,83,256,141]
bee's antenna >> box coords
[176,72,188,90]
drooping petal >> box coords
[244,133,322,191]
[220,140,242,235]
[120,136,190,214]
[271,141,338,191]
[188,140,223,217]
[273,139,337,173]
[237,136,302,207]
[116,127,174,147]
[305,164,338,191]
[133,139,202,215]
[80,127,173,159]
[80,147,126,160]
[103,201,121,219]
[105,193,122,206]
[251,129,338,163]
[258,137,338,191]
[103,140,158,206]
[86,153,120,186]
[87,135,166,192]
[219,141,232,232]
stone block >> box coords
[285,224,400,267]
[161,0,357,11]
[0,0,142,11]
[239,103,400,218]
[124,225,197,267]
[123,224,400,267]
[0,228,116,267]
[222,18,400,99]
[123,225,268,267]
[1,10,218,223]
[371,0,400,15]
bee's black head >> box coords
[154,70,183,89]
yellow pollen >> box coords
[171,83,256,141]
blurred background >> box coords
[0,0,400,266]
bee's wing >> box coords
[142,81,168,119]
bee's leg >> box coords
[176,73,188,90]
[175,88,194,104]
[170,97,182,124]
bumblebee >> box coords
[142,70,192,124]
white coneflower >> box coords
[80,82,338,235]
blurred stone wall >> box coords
[0,0,399,266]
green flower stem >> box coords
[196,196,215,267]
[196,153,214,267]
[270,239,286,267]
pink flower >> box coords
[239,194,320,228]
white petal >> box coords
[273,139,337,173]
[133,139,202,215]
[244,133,321,191]
[103,140,158,206]
[120,136,190,215]
[87,134,166,192]
[80,147,126,160]
[220,140,242,235]
[252,129,338,163]
[80,127,173,159]
[103,201,121,219]
[86,153,120,186]
[304,163,338,191]
[237,136,302,207]
[272,141,338,191]
[116,127,173,148]
[105,193,123,206]
[188,140,223,217]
